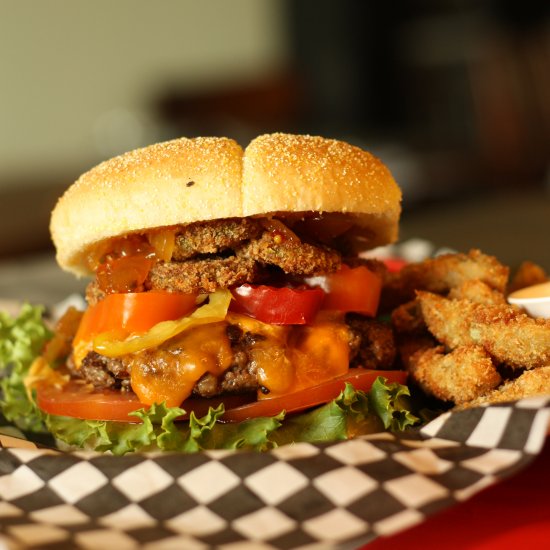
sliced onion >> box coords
[148,229,176,262]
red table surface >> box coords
[367,437,550,550]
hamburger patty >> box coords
[192,326,264,397]
[70,318,396,396]
[346,314,396,369]
[67,351,130,390]
[70,324,267,396]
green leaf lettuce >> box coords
[0,304,51,432]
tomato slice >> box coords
[74,291,198,346]
[231,284,325,325]
[35,381,254,422]
[36,381,145,422]
[308,264,382,316]
[221,369,407,422]
[35,370,407,423]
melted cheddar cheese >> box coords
[127,322,233,406]
[123,314,351,407]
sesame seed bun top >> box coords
[50,133,402,276]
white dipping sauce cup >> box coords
[508,281,550,319]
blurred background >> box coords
[0,0,549,305]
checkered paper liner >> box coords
[0,397,548,550]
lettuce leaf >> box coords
[369,376,420,431]
[0,305,419,455]
[270,379,418,447]
[0,304,51,432]
[45,403,285,455]
[45,379,418,455]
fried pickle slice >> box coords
[448,279,506,306]
[461,366,550,408]
[172,218,263,261]
[381,249,509,311]
[237,230,341,276]
[149,257,260,293]
[417,291,550,369]
[408,344,501,404]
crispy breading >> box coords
[149,257,260,293]
[461,366,550,408]
[380,249,509,311]
[508,261,548,293]
[172,218,262,261]
[417,291,550,369]
[237,230,341,276]
[408,344,501,404]
[448,279,507,305]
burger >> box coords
[22,133,417,453]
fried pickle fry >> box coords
[408,344,501,404]
[448,279,506,306]
[417,291,550,369]
[461,366,550,408]
[381,249,509,311]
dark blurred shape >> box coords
[467,11,550,185]
[152,73,305,146]
[286,0,550,195]
[490,0,549,30]
[0,179,66,259]
[288,1,406,138]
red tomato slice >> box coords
[74,291,198,346]
[221,369,407,422]
[35,370,407,423]
[35,382,254,422]
[36,381,145,422]
[308,264,382,316]
[230,284,325,325]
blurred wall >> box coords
[0,0,289,185]
[289,0,550,195]
[0,0,548,263]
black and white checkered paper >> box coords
[0,397,548,550]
